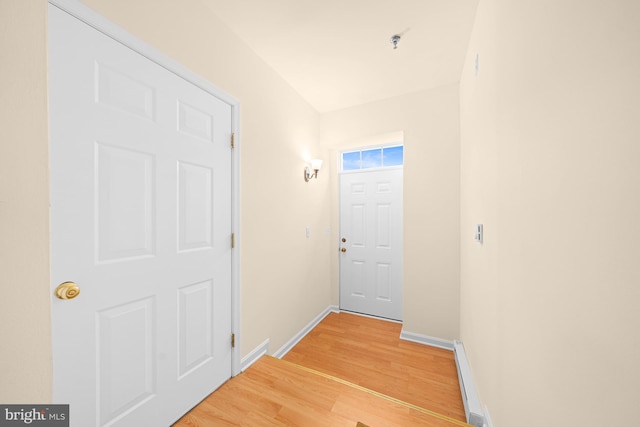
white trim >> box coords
[49,0,242,376]
[273,305,339,358]
[240,339,269,372]
[230,97,241,376]
[454,340,485,427]
[483,406,493,427]
[399,329,455,351]
[339,164,404,175]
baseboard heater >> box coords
[453,340,485,427]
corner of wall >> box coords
[0,0,52,403]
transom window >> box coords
[341,145,404,171]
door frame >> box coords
[49,0,242,376]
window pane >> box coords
[361,149,382,169]
[383,146,403,166]
[342,151,361,171]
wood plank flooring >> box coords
[283,312,466,421]
[173,356,469,427]
[173,312,469,426]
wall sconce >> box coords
[304,159,323,182]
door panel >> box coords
[178,280,214,378]
[178,162,214,251]
[339,169,403,321]
[49,5,232,426]
[96,144,155,262]
[97,298,156,425]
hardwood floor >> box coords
[283,312,466,421]
[173,312,469,427]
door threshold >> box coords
[338,309,403,324]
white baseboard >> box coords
[399,333,485,426]
[399,329,455,351]
[273,305,339,358]
[454,340,485,427]
[240,338,269,372]
[483,405,493,427]
[245,311,490,427]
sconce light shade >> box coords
[304,158,323,182]
[311,159,323,171]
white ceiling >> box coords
[200,0,479,113]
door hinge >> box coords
[231,333,236,348]
[230,132,235,149]
[231,233,235,249]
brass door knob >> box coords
[55,281,81,300]
[341,238,346,243]
[340,248,346,253]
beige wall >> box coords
[0,0,52,403]
[10,1,638,422]
[321,85,461,340]
[460,0,640,425]
[1,0,332,401]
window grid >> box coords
[341,145,403,172]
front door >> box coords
[339,169,403,321]
[49,4,233,426]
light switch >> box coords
[306,226,310,239]
[474,53,479,76]
[474,224,483,243]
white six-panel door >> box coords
[49,4,233,426]
[339,169,403,321]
